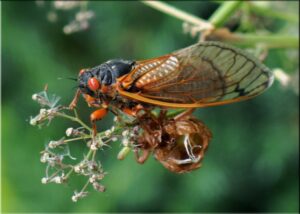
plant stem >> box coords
[86,149,93,160]
[80,179,90,193]
[56,112,92,132]
[209,1,243,27]
[227,33,299,49]
[248,2,299,23]
[92,150,96,161]
[64,136,91,143]
[141,1,213,30]
[65,168,74,179]
[166,109,186,118]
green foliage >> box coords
[2,1,299,212]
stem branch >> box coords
[56,112,92,132]
[226,33,299,49]
[248,2,299,23]
[209,1,243,27]
[141,1,213,30]
[64,136,91,143]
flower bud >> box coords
[104,130,111,137]
[111,137,118,142]
[40,152,50,163]
[122,130,129,137]
[92,182,105,192]
[52,176,64,184]
[30,117,37,126]
[90,143,98,151]
[121,138,129,147]
[74,165,81,173]
[41,177,49,184]
[32,93,39,101]
[72,195,78,202]
[117,147,131,160]
[65,127,74,137]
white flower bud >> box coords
[40,153,49,163]
[88,162,97,171]
[30,117,37,126]
[89,176,96,183]
[75,11,94,22]
[122,138,129,147]
[65,127,74,137]
[72,195,78,202]
[41,177,49,184]
[52,176,63,184]
[97,173,105,180]
[71,191,88,202]
[104,130,111,137]
[39,108,47,115]
[122,130,129,137]
[92,182,105,192]
[117,147,131,160]
[111,126,115,132]
[32,93,38,101]
[111,137,118,142]
[48,140,57,149]
[90,144,98,151]
[74,165,81,173]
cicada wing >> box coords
[118,41,274,108]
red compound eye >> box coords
[88,77,100,91]
[79,69,86,75]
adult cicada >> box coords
[70,41,273,125]
[69,41,274,172]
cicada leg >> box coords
[90,108,108,137]
[122,104,144,117]
[69,89,81,110]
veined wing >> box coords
[118,41,274,108]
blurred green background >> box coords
[1,1,299,212]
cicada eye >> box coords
[88,77,100,91]
[79,69,86,76]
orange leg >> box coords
[122,104,144,117]
[90,108,108,137]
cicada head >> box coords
[77,59,135,98]
[78,69,99,97]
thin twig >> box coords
[141,1,299,49]
[209,1,243,27]
[56,112,92,132]
[248,2,299,23]
[224,33,299,49]
[64,136,91,143]
[141,1,214,31]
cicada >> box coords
[70,41,274,135]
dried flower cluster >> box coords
[31,88,112,201]
[36,0,94,35]
[30,88,212,201]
